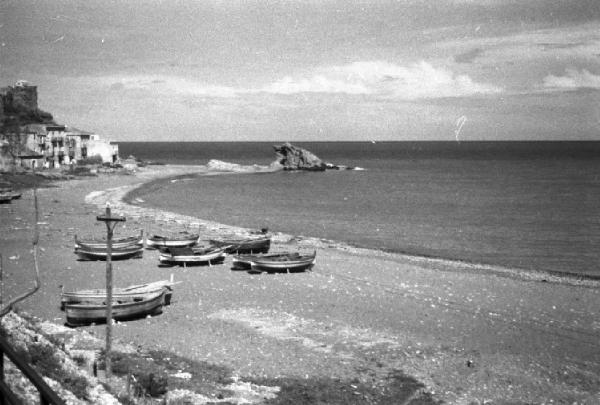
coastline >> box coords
[1,164,599,403]
[121,166,600,287]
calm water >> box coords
[120,142,600,278]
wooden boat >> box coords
[0,194,13,204]
[60,279,178,309]
[209,236,271,254]
[159,246,228,266]
[74,245,144,261]
[146,233,199,249]
[64,289,166,326]
[232,251,316,272]
[75,230,144,249]
[0,189,21,203]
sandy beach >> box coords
[1,165,599,404]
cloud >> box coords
[99,61,501,101]
[103,75,238,98]
[259,61,501,99]
[260,75,369,95]
[543,68,600,89]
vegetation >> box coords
[0,315,91,401]
[0,172,55,190]
[2,104,53,125]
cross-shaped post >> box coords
[96,204,125,379]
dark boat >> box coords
[0,189,21,203]
[146,233,199,249]
[159,246,228,266]
[0,195,13,204]
[64,289,166,326]
[74,230,144,249]
[74,245,144,261]
[209,236,271,254]
[232,251,316,272]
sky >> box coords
[1,0,599,142]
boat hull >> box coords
[210,236,271,254]
[75,231,144,249]
[74,246,144,261]
[61,280,175,308]
[233,252,316,272]
[65,290,166,326]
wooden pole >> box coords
[97,204,125,379]
[105,206,113,379]
[0,254,3,308]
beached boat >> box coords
[146,233,199,249]
[209,236,271,254]
[232,251,316,272]
[64,289,166,326]
[74,230,144,249]
[60,279,178,309]
[0,194,13,204]
[0,189,21,203]
[159,246,228,266]
[74,245,144,261]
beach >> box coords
[1,165,599,404]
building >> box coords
[1,80,118,170]
[19,124,119,168]
[65,126,119,164]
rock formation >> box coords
[273,142,354,171]
[273,142,327,171]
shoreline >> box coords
[117,165,600,288]
[1,164,599,403]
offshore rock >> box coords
[273,142,326,171]
[273,142,356,171]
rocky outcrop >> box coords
[273,142,356,171]
[273,142,327,171]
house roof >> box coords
[65,126,94,136]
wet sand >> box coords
[1,165,599,404]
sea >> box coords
[118,141,600,279]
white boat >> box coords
[159,246,228,266]
[64,289,166,326]
[232,251,316,272]
[61,279,178,309]
[145,233,199,249]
